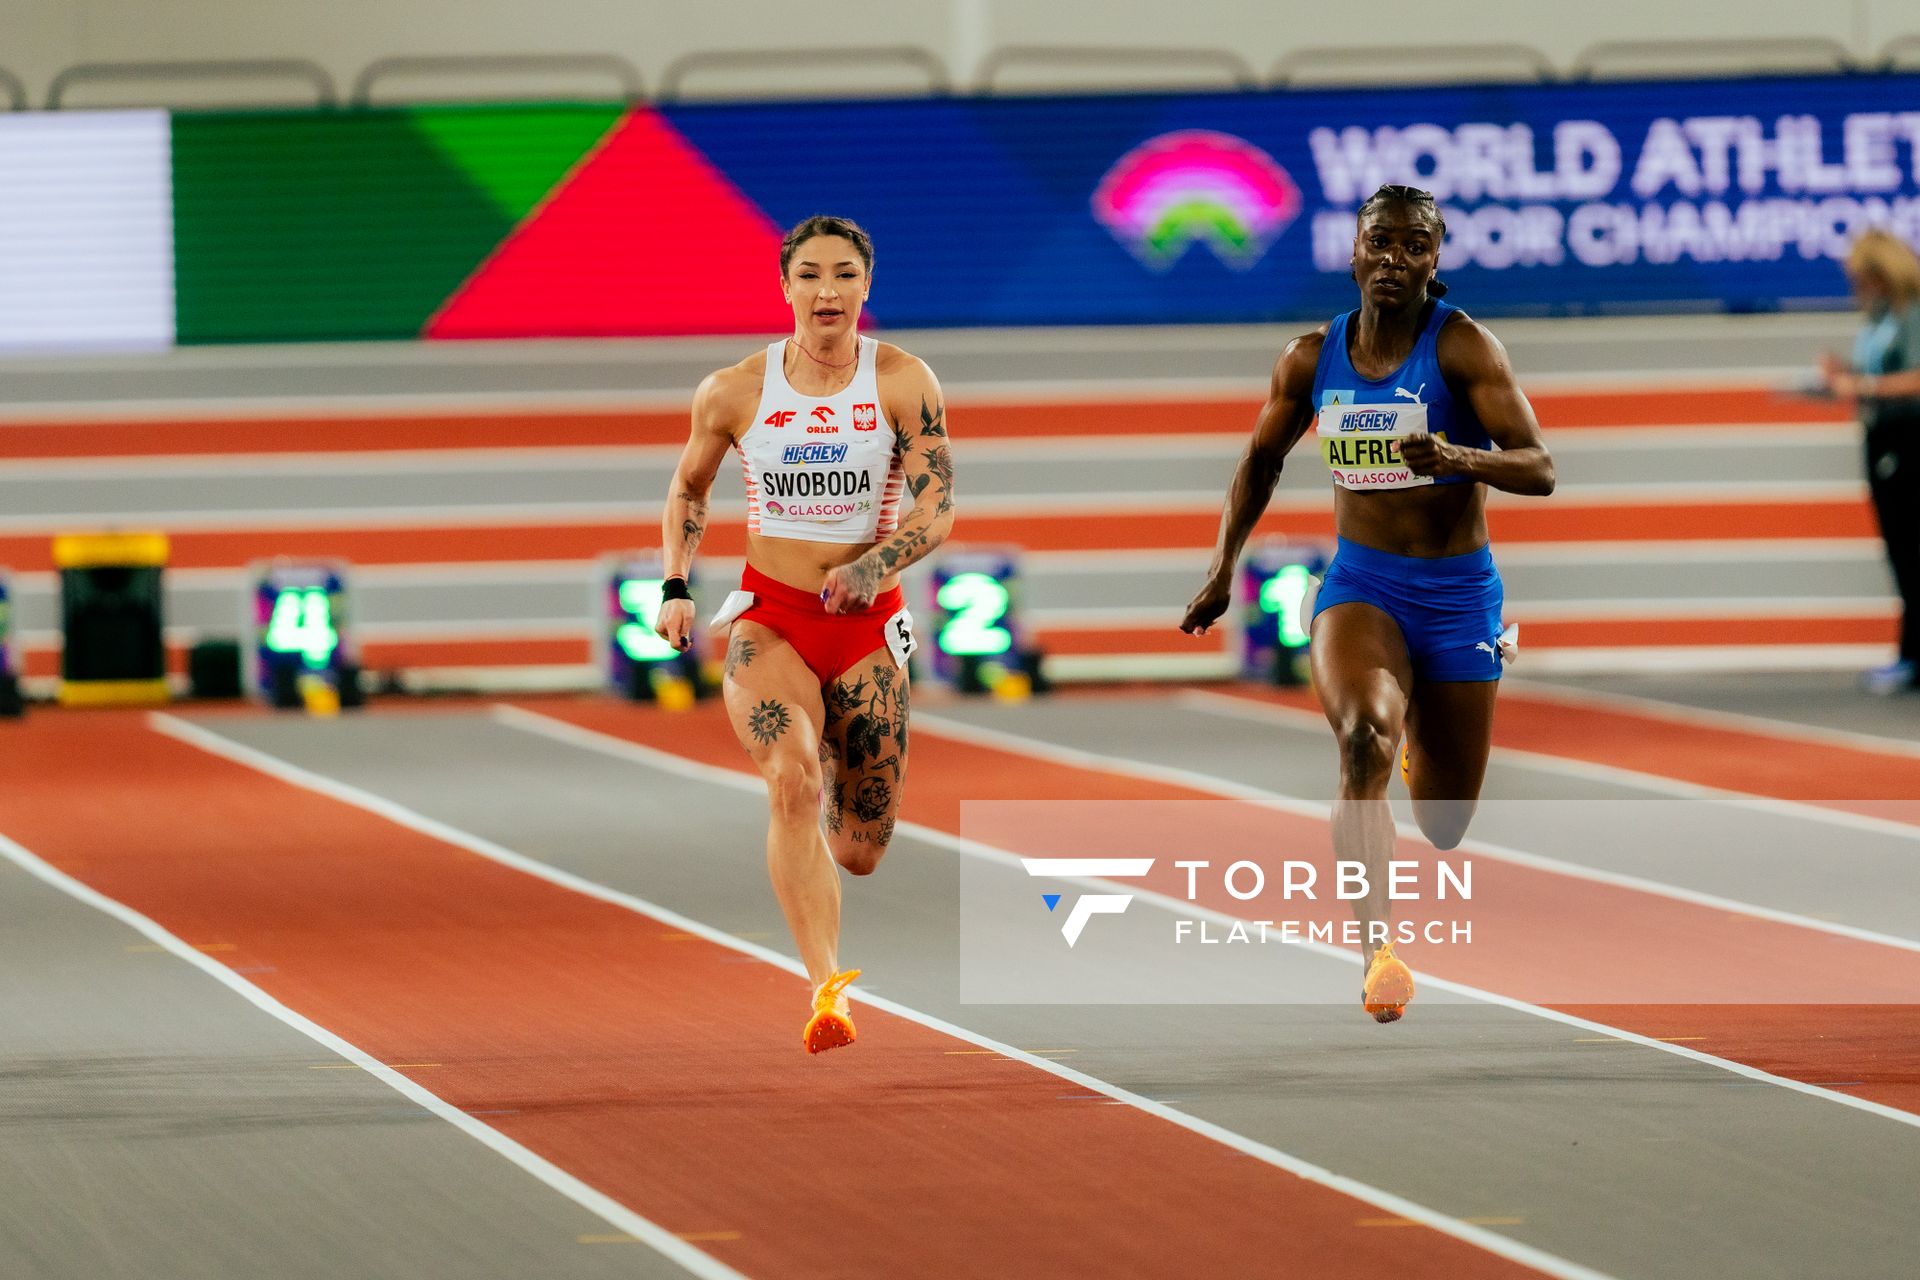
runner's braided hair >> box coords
[1357,185,1448,298]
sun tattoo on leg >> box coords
[747,699,791,746]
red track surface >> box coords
[1213,685,1920,802]
[0,710,1548,1280]
[0,385,1846,460]
[519,698,1920,1118]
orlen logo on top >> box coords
[783,443,849,465]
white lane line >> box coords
[0,447,688,478]
[911,710,1920,955]
[0,825,745,1280]
[149,709,1618,1280]
[1507,598,1896,621]
[0,390,697,422]
[1492,539,1881,565]
[485,705,1920,1139]
[8,561,600,593]
[16,619,591,650]
[1512,645,1892,675]
[1177,688,1920,842]
[0,501,675,532]
[0,491,1221,532]
[1501,679,1920,762]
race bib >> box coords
[1316,402,1436,491]
[883,606,918,669]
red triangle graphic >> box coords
[428,108,794,339]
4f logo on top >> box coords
[764,410,796,429]
[1021,857,1156,947]
[852,403,878,431]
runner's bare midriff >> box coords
[746,532,902,598]
[1333,482,1489,559]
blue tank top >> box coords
[1309,298,1491,486]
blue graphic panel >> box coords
[666,74,1920,324]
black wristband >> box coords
[661,576,692,602]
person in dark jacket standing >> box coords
[1822,229,1920,694]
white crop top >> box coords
[737,337,904,544]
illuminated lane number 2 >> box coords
[265,588,339,667]
[936,572,1014,657]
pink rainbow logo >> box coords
[1092,130,1302,270]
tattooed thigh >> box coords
[823,651,911,849]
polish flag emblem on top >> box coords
[852,403,878,431]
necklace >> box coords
[788,339,857,371]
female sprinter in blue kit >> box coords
[1181,185,1554,1022]
[655,216,956,1053]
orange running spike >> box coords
[1363,944,1414,1024]
[804,968,862,1054]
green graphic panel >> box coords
[172,112,512,342]
[410,105,621,222]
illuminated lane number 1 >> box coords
[1259,564,1314,648]
[936,572,1014,657]
[265,587,339,667]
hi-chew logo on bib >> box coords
[1316,401,1434,489]
[1338,407,1403,432]
[782,443,849,465]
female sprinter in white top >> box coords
[655,215,956,1053]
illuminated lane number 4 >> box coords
[265,588,340,668]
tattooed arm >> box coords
[656,367,748,650]
[821,353,956,614]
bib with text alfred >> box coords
[1315,401,1441,490]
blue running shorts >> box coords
[1311,537,1506,683]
